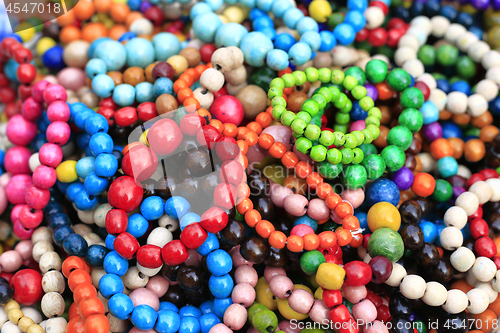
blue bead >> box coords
[94,40,127,72]
[344,10,366,33]
[350,101,367,121]
[435,224,446,246]
[91,74,115,98]
[257,27,277,41]
[43,201,63,217]
[160,302,179,312]
[3,60,18,83]
[85,244,109,267]
[288,42,312,66]
[153,77,174,97]
[419,221,437,243]
[42,46,65,71]
[420,101,439,125]
[105,234,116,251]
[76,157,95,180]
[215,23,249,47]
[409,75,415,87]
[199,301,214,315]
[462,222,471,240]
[99,273,124,299]
[165,196,191,219]
[365,178,400,207]
[437,156,458,178]
[205,0,223,10]
[136,82,154,103]
[152,33,182,61]
[104,251,129,276]
[207,249,232,276]
[441,122,463,139]
[127,214,149,238]
[440,5,457,21]
[451,80,471,96]
[193,13,223,43]
[274,33,295,53]
[256,0,273,11]
[436,79,450,94]
[347,0,368,11]
[240,32,274,67]
[179,317,201,333]
[249,8,266,20]
[212,298,232,318]
[253,16,274,31]
[208,274,234,298]
[141,196,165,221]
[190,3,212,20]
[76,133,91,150]
[457,12,473,29]
[300,31,322,53]
[85,113,109,135]
[63,233,88,257]
[319,31,336,52]
[271,0,293,18]
[108,293,134,320]
[283,8,304,29]
[334,23,356,45]
[125,38,155,68]
[240,0,256,8]
[180,305,202,318]
[88,38,112,59]
[66,182,84,202]
[180,212,201,231]
[89,133,113,155]
[48,212,71,230]
[354,212,368,233]
[490,97,500,116]
[156,310,181,333]
[199,313,221,333]
[293,216,318,231]
[127,0,141,11]
[84,172,109,196]
[296,17,318,35]
[469,26,483,40]
[113,84,136,106]
[197,233,220,256]
[94,153,118,178]
[53,225,74,247]
[131,305,158,331]
[74,109,94,130]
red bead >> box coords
[105,209,128,235]
[114,232,140,260]
[213,183,237,210]
[339,319,359,333]
[363,234,370,248]
[137,245,162,269]
[387,28,405,48]
[387,18,407,30]
[467,173,485,189]
[213,86,228,99]
[107,176,144,213]
[5,102,18,119]
[0,87,15,103]
[200,207,228,234]
[0,273,13,283]
[414,81,430,101]
[493,257,500,270]
[17,63,36,84]
[10,269,43,305]
[122,145,159,182]
[323,290,343,308]
[114,107,138,127]
[324,254,340,264]
[18,206,43,229]
[343,261,372,286]
[25,185,50,210]
[17,84,32,101]
[180,222,208,249]
[97,107,116,126]
[197,125,222,149]
[475,237,497,258]
[216,137,240,161]
[144,6,164,26]
[13,47,33,64]
[355,28,369,42]
[1,38,18,56]
[367,28,388,47]
[99,97,116,109]
[377,304,391,322]
[200,44,216,63]
[8,42,22,58]
[0,73,9,88]
[148,118,184,155]
[162,240,189,265]
[480,169,499,179]
[470,218,489,239]
[369,1,388,15]
[180,114,206,136]
[210,95,244,126]
[220,160,244,185]
[469,205,483,220]
[365,293,382,308]
[329,305,350,324]
[137,102,157,122]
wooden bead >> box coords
[417,153,436,173]
[421,281,447,306]
[456,31,478,52]
[428,89,447,111]
[158,215,179,232]
[474,281,497,303]
[3,321,22,333]
[200,68,225,92]
[226,82,247,95]
[193,88,214,110]
[0,307,8,327]
[41,292,65,318]
[394,47,417,67]
[73,223,91,236]
[447,92,468,114]
[471,257,497,282]
[468,41,490,62]
[32,241,53,263]
[482,50,500,70]
[179,47,201,67]
[97,292,109,313]
[224,66,247,86]
[26,324,43,333]
[385,263,407,287]
[444,24,467,43]
[235,85,268,119]
[137,263,162,277]
[8,309,23,325]
[44,317,66,333]
[42,271,65,294]
[400,275,426,299]
[39,252,62,274]
[466,288,489,314]
[155,94,179,116]
[467,94,488,118]
[398,35,419,52]
[122,266,149,289]
[457,165,471,179]
[450,247,475,272]
[108,313,129,333]
[469,181,493,205]
[5,301,20,313]
[227,46,244,68]
[431,16,450,37]
[93,203,112,228]
[167,55,189,77]
[211,48,235,73]
[442,289,468,314]
[455,191,479,216]
[83,233,102,246]
[91,268,106,288]
[18,317,34,333]
[486,66,500,85]
[443,206,467,229]
[476,79,499,102]
[147,227,173,247]
[439,226,463,251]
[402,59,424,78]
[491,271,500,292]
[76,208,95,225]
[30,227,52,245]
[19,309,41,324]
[466,270,479,287]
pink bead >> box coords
[11,204,25,222]
[6,115,37,146]
[185,250,202,267]
[146,275,169,298]
[352,299,377,323]
[13,220,35,240]
[43,84,67,104]
[309,300,329,323]
[307,198,330,220]
[39,143,63,167]
[229,246,253,267]
[209,323,233,333]
[342,285,367,304]
[0,186,7,216]
[290,224,314,237]
[246,145,267,174]
[234,265,258,287]
[246,327,258,333]
[341,188,365,209]
[278,321,301,333]
[21,97,43,122]
[18,205,43,229]
[223,304,247,330]
[31,80,51,102]
[32,165,57,190]
[130,329,156,333]
[129,288,160,311]
[283,194,308,216]
[4,146,31,175]
[47,101,71,122]
[231,283,255,308]
[270,184,293,208]
[0,173,12,188]
[14,240,33,261]
[0,250,22,272]
[57,67,87,91]
[43,75,58,84]
[269,275,293,299]
[264,267,286,283]
[25,185,50,210]
[350,120,366,132]
[288,289,314,314]
[363,320,389,333]
[6,174,32,204]
[46,121,71,146]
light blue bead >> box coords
[296,17,319,36]
[419,221,437,243]
[253,16,274,30]
[156,310,181,333]
[99,273,124,299]
[190,3,212,20]
[108,293,134,320]
[104,250,129,276]
[344,10,366,32]
[208,274,234,298]
[293,215,318,231]
[271,0,293,18]
[105,234,116,251]
[127,213,149,238]
[180,212,201,231]
[94,40,127,71]
[152,33,182,61]
[288,42,312,66]
[180,306,202,318]
[165,196,190,219]
[84,172,109,196]
[89,133,113,155]
[136,82,154,103]
[239,0,256,8]
[113,84,136,106]
[300,31,322,52]
[141,196,165,220]
[179,317,201,333]
[274,33,295,52]
[420,101,439,124]
[85,113,109,134]
[258,27,277,41]
[224,0,238,4]
[283,8,304,30]
[3,60,18,83]
[199,301,213,315]
[205,0,223,10]
[347,0,368,11]
[249,8,266,20]
[76,157,95,179]
[256,0,273,11]
[215,23,248,47]
[131,305,158,331]
[125,38,155,68]
[67,182,84,202]
[193,13,223,43]
[319,31,337,52]
[240,32,274,67]
[199,314,220,333]
[266,49,289,71]
[197,233,219,256]
[86,59,107,79]
[94,153,118,177]
[88,38,112,58]
[207,249,232,276]
[153,77,174,97]
[437,156,458,178]
[334,23,356,45]
[91,74,115,98]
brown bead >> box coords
[123,67,145,86]
[293,81,310,94]
[145,62,159,83]
[464,138,485,162]
[379,105,392,125]
[185,149,211,177]
[240,237,269,264]
[219,219,247,247]
[404,154,416,171]
[179,47,201,68]
[480,125,500,143]
[264,246,287,267]
[430,258,453,283]
[161,284,185,308]
[373,125,389,149]
[472,111,493,128]
[287,91,308,113]
[400,224,424,250]
[283,175,307,196]
[439,109,452,120]
[107,71,123,86]
[414,243,439,267]
[177,266,204,290]
[399,189,415,204]
[448,137,464,160]
[414,196,435,216]
[236,85,268,119]
[407,137,422,155]
[156,94,178,115]
[252,196,275,221]
[451,113,471,126]
[413,155,422,173]
[399,200,422,224]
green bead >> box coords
[359,96,374,111]
[352,148,364,164]
[335,112,350,125]
[360,143,377,156]
[271,96,286,108]
[318,68,332,83]
[361,129,374,144]
[342,164,368,189]
[398,108,423,133]
[387,126,413,151]
[387,68,411,92]
[272,105,286,120]
[334,124,347,133]
[305,124,321,141]
[312,94,327,109]
[252,309,278,333]
[436,44,459,66]
[367,107,382,120]
[465,127,480,137]
[318,160,343,179]
[367,124,380,139]
[268,87,283,100]
[432,179,453,202]
[333,132,345,146]
[293,71,306,86]
[352,131,365,146]
[327,148,342,164]
[365,59,388,83]
[456,55,476,80]
[417,45,436,66]
[296,111,312,124]
[448,76,461,84]
[339,98,352,113]
[341,148,354,164]
[414,321,426,333]
[342,75,358,91]
[249,66,276,92]
[400,87,424,109]
[319,130,334,146]
[281,73,296,87]
[293,132,302,140]
[301,100,320,116]
[296,137,312,154]
[311,145,327,162]
[305,68,319,82]
[248,303,268,323]
[365,116,380,127]
[322,220,339,232]
[334,93,348,109]
[432,73,446,81]
[381,145,405,172]
[291,118,307,135]
[329,86,340,102]
[331,70,345,85]
[318,87,333,102]
[343,134,357,149]
[367,227,404,262]
[300,250,326,275]
[270,78,285,90]
[351,86,367,100]
[281,111,296,127]
[361,154,386,180]
[344,66,366,85]
[328,12,344,29]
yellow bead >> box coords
[218,15,229,24]
[367,202,401,232]
[263,164,286,185]
[56,160,79,183]
[315,263,345,290]
[5,300,20,312]
[293,284,312,294]
[19,317,35,332]
[308,274,320,290]
[8,308,23,324]
[27,324,44,333]
[167,55,189,77]
[222,6,246,24]
[36,37,56,57]
[314,286,323,300]
[0,113,7,123]
[277,298,309,320]
[309,0,332,23]
[0,243,4,256]
[255,277,277,311]
[139,130,150,147]
[16,23,36,42]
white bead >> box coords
[193,87,214,110]
[41,292,65,318]
[227,46,244,68]
[94,203,112,228]
[73,223,92,236]
[469,181,492,204]
[200,68,225,93]
[77,208,95,224]
[331,46,354,67]
[431,16,450,37]
[417,152,436,173]
[130,18,153,36]
[442,289,468,314]
[482,50,500,70]
[428,89,447,111]
[394,47,417,67]
[84,233,102,246]
[446,91,468,114]
[456,31,479,52]
[468,41,491,62]
[400,275,426,299]
[457,165,472,179]
[456,191,479,216]
[45,317,67,333]
[32,241,53,263]
[472,257,497,282]
[416,73,437,90]
[443,206,468,229]
[42,271,65,294]
[421,282,448,306]
[486,178,500,202]
[474,281,498,303]
[492,271,500,292]
[466,270,479,287]
[20,307,41,324]
[476,79,499,102]
[29,153,40,173]
[0,308,7,328]
[402,59,424,78]
[467,288,490,314]
[410,16,432,34]
[147,227,173,247]
[467,94,488,117]
[211,48,235,73]
[385,263,407,287]
[91,268,106,288]
[137,263,162,277]
[363,253,372,264]
[398,34,420,52]
[444,24,467,43]
[450,247,476,272]
[31,227,52,245]
[405,27,428,46]
[486,66,500,85]
[440,227,463,251]
[158,214,179,232]
[39,251,62,274]
[1,321,21,333]
[364,6,384,29]
[122,266,149,289]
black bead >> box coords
[389,317,414,333]
[177,266,204,290]
[264,246,287,267]
[389,292,412,318]
[399,200,422,224]
[400,224,424,250]
[161,284,185,308]
[430,258,454,283]
[219,219,247,248]
[240,237,269,264]
[252,196,275,221]
[414,243,439,267]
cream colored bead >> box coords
[192,87,214,110]
[431,16,450,37]
[444,24,467,43]
[97,292,109,313]
[0,307,8,328]
[398,35,420,51]
[83,233,102,246]
[122,266,149,289]
[421,282,447,306]
[467,94,488,117]
[468,41,491,63]
[455,191,479,216]
[457,165,472,179]
[456,31,479,52]
[42,271,65,294]
[26,324,43,333]
[482,50,500,70]
[44,317,66,333]
[32,241,53,263]
[226,46,244,68]
[450,247,475,272]
[400,275,426,299]
[447,91,468,114]
[442,289,468,314]
[158,215,179,232]
[472,257,497,282]
[76,208,95,225]
[211,48,235,73]
[476,79,499,102]
[147,227,173,247]
[469,181,492,205]
[73,223,92,236]
[224,65,247,86]
[486,178,500,202]
[475,281,498,303]
[39,252,61,274]
[81,92,99,109]
[225,82,247,95]
[91,268,106,288]
[411,16,432,32]
[19,308,40,324]
[443,206,468,229]
[491,271,500,292]
[108,313,129,333]
[466,269,479,287]
[28,154,40,173]
[31,227,51,245]
[385,263,407,287]
[417,153,436,173]
[486,66,500,85]
[440,227,463,251]
[428,89,447,111]
[402,59,424,78]
[467,288,489,314]
[94,203,112,228]
[137,263,162,277]
[363,253,372,264]
[8,309,23,325]
[41,292,65,318]
[200,68,225,93]
[2,321,21,333]
[394,47,417,67]
[313,52,332,68]
[17,317,34,333]
[296,60,315,72]
[364,6,384,29]
[355,58,370,71]
[417,73,437,90]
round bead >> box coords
[399,275,426,300]
[442,289,468,314]
[421,282,447,306]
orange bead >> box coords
[109,3,130,23]
[247,122,263,135]
[283,175,307,195]
[318,231,337,249]
[125,12,144,28]
[237,198,253,214]
[223,123,238,137]
[94,0,112,12]
[303,234,320,251]
[281,151,298,169]
[173,80,188,94]
[236,183,250,199]
[256,112,272,129]
[109,25,128,41]
[349,233,363,248]
[269,142,286,158]
[57,10,76,26]
[336,229,352,247]
[411,172,436,197]
[287,235,304,252]
[450,279,473,294]
[74,0,96,21]
[335,202,354,219]
[79,297,105,319]
[256,220,275,238]
[375,82,395,100]
[342,215,360,230]
[474,309,497,332]
[237,140,249,155]
[448,137,465,160]
[245,131,259,147]
[67,318,85,333]
[283,87,293,95]
[437,246,443,258]
[84,314,110,333]
[488,294,500,316]
[237,127,249,141]
[306,172,323,190]
[73,283,97,305]
[258,133,274,150]
[265,106,273,115]
[68,269,92,292]
[59,26,82,44]
[269,231,287,249]
[81,23,108,43]
[195,64,207,76]
[278,67,292,77]
[326,193,342,210]
[316,183,334,200]
[177,88,193,103]
[183,97,201,113]
[68,302,80,320]
[245,209,262,228]
[430,138,453,159]
[62,256,91,278]
[295,161,312,179]
[196,108,211,122]
[209,119,224,134]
